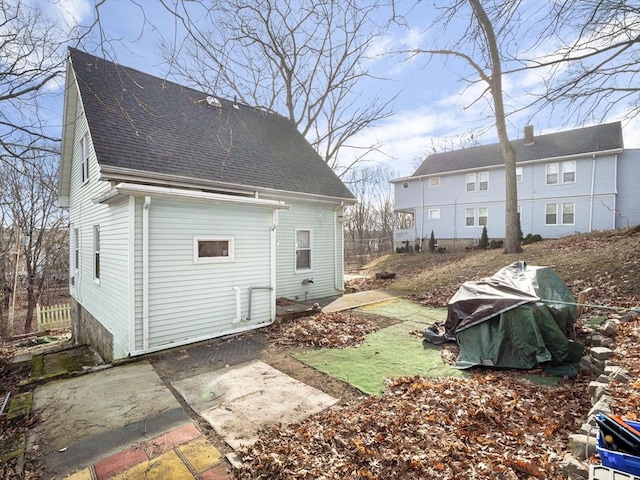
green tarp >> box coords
[431,262,584,375]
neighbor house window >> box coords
[562,203,575,224]
[465,208,475,226]
[517,205,522,223]
[81,134,90,184]
[429,177,440,187]
[74,228,79,271]
[193,236,234,264]
[428,209,440,220]
[516,167,523,183]
[546,203,575,225]
[546,163,559,185]
[93,225,100,281]
[478,172,489,191]
[466,173,476,192]
[295,229,312,271]
[562,161,576,183]
[478,207,488,226]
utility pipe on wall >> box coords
[270,209,278,320]
[333,202,344,292]
[232,286,241,325]
[589,154,596,232]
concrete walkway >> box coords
[322,289,403,313]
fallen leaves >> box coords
[267,312,380,349]
[235,373,591,479]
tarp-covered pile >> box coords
[425,262,584,376]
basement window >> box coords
[193,236,234,264]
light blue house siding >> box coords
[394,151,635,247]
[616,149,640,228]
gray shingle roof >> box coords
[412,122,623,177]
[69,49,354,200]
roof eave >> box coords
[57,59,78,204]
[99,165,357,205]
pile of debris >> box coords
[267,312,379,349]
[235,373,591,479]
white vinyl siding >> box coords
[276,200,342,299]
[140,198,273,350]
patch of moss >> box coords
[6,392,33,426]
[0,433,26,462]
[586,316,607,327]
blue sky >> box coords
[43,0,640,177]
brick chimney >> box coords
[523,125,534,146]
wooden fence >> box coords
[36,303,72,332]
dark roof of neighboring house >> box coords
[69,48,354,200]
[411,122,624,178]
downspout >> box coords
[333,202,345,292]
[613,153,618,228]
[232,286,241,325]
[420,178,424,242]
[270,209,278,320]
[589,154,596,232]
[142,196,150,350]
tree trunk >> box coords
[469,0,522,254]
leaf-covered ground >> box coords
[235,373,591,479]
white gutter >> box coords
[142,196,150,350]
[589,154,596,232]
[333,202,345,292]
[98,167,357,205]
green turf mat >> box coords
[295,305,464,395]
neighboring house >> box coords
[392,123,640,250]
[57,49,355,361]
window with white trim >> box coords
[466,173,476,192]
[478,171,489,191]
[93,225,100,281]
[429,177,440,187]
[193,236,234,264]
[295,229,312,271]
[81,134,90,184]
[478,207,488,226]
[517,205,522,223]
[428,209,440,220]
[516,167,523,183]
[465,208,475,226]
[546,203,575,225]
[562,161,576,183]
[547,161,576,185]
[74,228,79,271]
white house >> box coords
[57,49,356,361]
[392,123,640,250]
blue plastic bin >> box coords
[597,419,640,476]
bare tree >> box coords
[158,0,395,175]
[409,0,523,253]
[1,150,68,334]
[523,0,640,123]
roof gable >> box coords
[412,122,624,177]
[67,49,354,201]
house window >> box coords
[295,229,312,271]
[428,209,440,220]
[478,207,488,226]
[562,161,576,183]
[546,163,559,185]
[466,173,476,192]
[429,177,440,187]
[465,208,475,226]
[93,225,100,281]
[562,202,575,224]
[81,134,90,184]
[478,172,489,191]
[516,167,523,183]
[546,203,575,225]
[74,228,79,271]
[193,236,234,263]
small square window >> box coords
[194,237,234,263]
[428,209,440,220]
[429,177,440,187]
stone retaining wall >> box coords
[71,299,114,363]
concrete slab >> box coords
[172,360,338,450]
[322,288,402,313]
[30,361,191,478]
